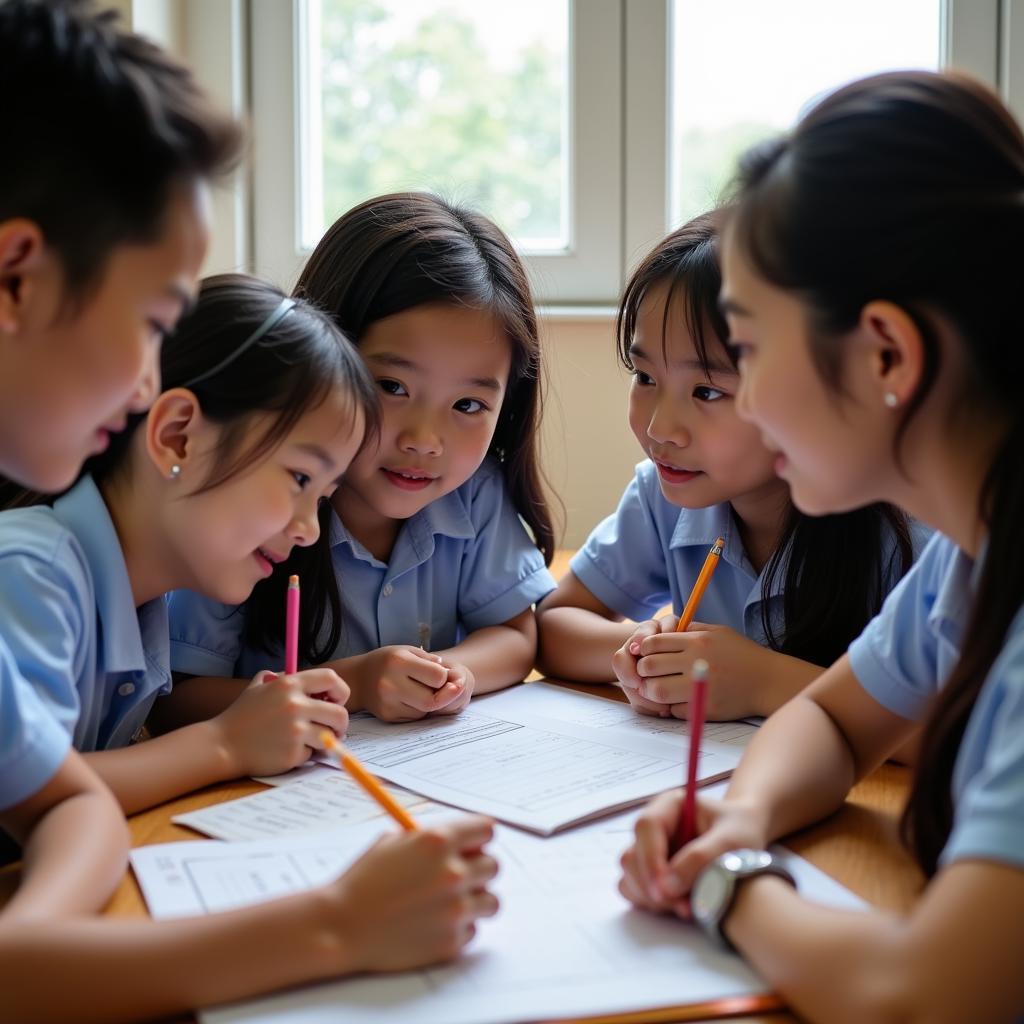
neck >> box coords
[100,464,181,607]
[727,478,791,575]
[332,484,401,563]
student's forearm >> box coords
[1,755,129,922]
[724,694,857,842]
[726,878,911,1024]
[147,674,248,734]
[435,616,536,694]
[85,721,234,815]
[754,650,824,716]
[536,607,633,681]
[1,892,345,1024]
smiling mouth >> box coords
[654,460,701,483]
[381,468,437,491]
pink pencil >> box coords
[285,574,300,674]
[676,658,710,850]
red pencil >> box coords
[676,658,709,849]
[285,574,299,674]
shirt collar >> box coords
[668,503,758,577]
[51,475,158,675]
[328,487,476,567]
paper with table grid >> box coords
[301,683,748,834]
[130,809,863,1024]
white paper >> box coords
[130,812,864,1024]
[310,687,743,834]
[172,773,427,841]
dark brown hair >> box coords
[617,211,914,669]
[247,192,554,661]
[729,70,1024,875]
[0,0,241,298]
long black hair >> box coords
[728,70,1024,876]
[617,210,914,669]
[245,191,556,662]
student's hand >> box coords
[613,614,678,716]
[631,622,773,720]
[426,660,475,717]
[618,789,770,919]
[320,815,500,972]
[212,668,350,778]
[347,646,466,722]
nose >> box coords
[735,368,754,424]
[128,351,161,413]
[397,407,443,457]
[647,396,690,448]
[288,494,322,548]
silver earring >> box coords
[169,464,182,480]
[883,392,899,408]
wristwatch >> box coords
[691,848,796,950]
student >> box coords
[0,275,375,811]
[537,213,917,722]
[167,192,556,724]
[0,0,238,917]
[620,70,1024,1023]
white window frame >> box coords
[185,0,1005,301]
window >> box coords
[247,0,998,304]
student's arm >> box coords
[2,816,500,1024]
[0,750,128,922]
[87,668,350,814]
[721,859,1024,1024]
[536,572,636,681]
[434,606,538,696]
[621,655,916,908]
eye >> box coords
[693,385,727,402]
[453,397,486,414]
[378,378,407,397]
[149,321,171,344]
[633,370,655,387]
[291,471,312,491]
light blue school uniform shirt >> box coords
[0,476,172,753]
[849,532,1024,871]
[169,458,556,678]
[571,459,917,644]
[0,635,70,810]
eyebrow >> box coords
[294,442,337,473]
[717,295,752,318]
[628,343,737,377]
[366,351,503,391]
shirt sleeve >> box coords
[569,463,673,621]
[0,538,90,742]
[168,590,249,678]
[847,532,954,721]
[456,468,556,632]
[0,637,71,811]
[942,624,1024,869]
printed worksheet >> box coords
[311,689,744,833]
[172,773,428,841]
[129,812,865,1024]
[487,681,760,749]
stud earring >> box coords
[883,392,899,409]
[169,464,182,480]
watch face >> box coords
[692,865,729,920]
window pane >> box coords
[301,0,569,252]
[671,0,942,226]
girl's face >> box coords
[0,183,210,493]
[168,389,365,605]
[721,234,894,516]
[627,282,781,513]
[338,302,512,523]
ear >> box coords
[0,219,48,334]
[143,388,204,480]
[858,300,925,408]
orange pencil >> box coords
[320,730,418,831]
[675,536,724,632]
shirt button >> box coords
[382,584,393,597]
[118,682,136,696]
